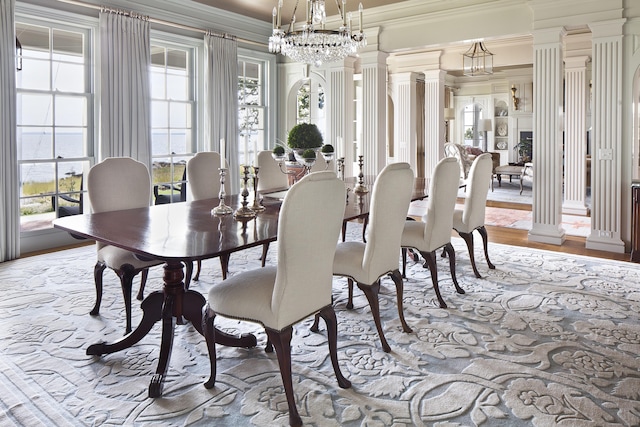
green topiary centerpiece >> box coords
[321,144,334,154]
[287,123,323,150]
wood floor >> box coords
[482,200,631,262]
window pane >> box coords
[20,94,53,126]
[152,100,169,127]
[169,102,189,128]
[52,62,85,92]
[170,129,190,154]
[58,161,85,194]
[19,127,53,160]
[245,62,260,80]
[52,29,83,57]
[16,23,50,52]
[55,128,86,158]
[167,49,186,70]
[151,70,166,99]
[55,96,86,126]
[153,130,169,154]
[151,46,166,66]
[21,162,55,196]
[16,58,50,90]
[167,74,188,100]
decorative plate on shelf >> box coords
[496,123,508,136]
[496,140,508,150]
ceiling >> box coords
[192,0,409,23]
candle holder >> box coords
[251,166,265,212]
[353,155,369,194]
[337,157,345,181]
[234,165,256,220]
[212,168,233,216]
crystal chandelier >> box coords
[463,41,493,77]
[269,0,366,67]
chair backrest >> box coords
[186,152,230,201]
[462,153,493,228]
[422,157,461,250]
[309,158,336,174]
[87,157,151,214]
[444,143,471,180]
[256,150,289,191]
[272,171,346,329]
[362,162,414,279]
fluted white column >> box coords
[529,27,566,245]
[423,70,446,180]
[586,19,626,253]
[389,72,419,170]
[360,51,389,177]
[326,58,356,177]
[563,55,590,215]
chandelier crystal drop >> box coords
[269,0,367,67]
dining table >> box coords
[53,175,429,398]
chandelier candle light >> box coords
[269,0,366,66]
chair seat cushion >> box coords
[452,208,472,233]
[97,245,162,269]
[333,241,367,283]
[208,266,279,328]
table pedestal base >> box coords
[86,260,257,397]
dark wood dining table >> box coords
[52,175,429,398]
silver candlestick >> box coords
[353,155,369,194]
[212,168,233,215]
[234,165,256,220]
[251,166,265,212]
[337,157,345,181]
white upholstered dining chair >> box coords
[87,157,164,334]
[202,171,349,427]
[401,156,465,309]
[452,153,496,278]
[186,151,230,280]
[323,162,414,353]
[256,150,289,192]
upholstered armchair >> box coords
[318,162,414,353]
[444,143,473,182]
[452,153,496,278]
[202,171,349,427]
[401,157,465,309]
[86,157,164,334]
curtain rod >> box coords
[54,0,265,48]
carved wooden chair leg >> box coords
[477,226,496,269]
[443,242,465,294]
[420,250,447,308]
[194,260,202,281]
[118,264,136,335]
[458,230,482,278]
[202,306,217,389]
[389,269,412,333]
[317,305,352,389]
[357,280,391,353]
[91,261,107,316]
[402,247,408,278]
[260,242,270,267]
[264,326,302,427]
[136,268,149,301]
[346,278,354,309]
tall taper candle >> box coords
[220,138,226,169]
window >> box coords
[16,21,92,232]
[238,58,267,165]
[463,103,486,148]
[150,43,195,203]
[296,79,325,130]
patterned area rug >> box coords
[1,224,639,426]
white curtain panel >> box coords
[204,33,239,195]
[0,0,20,261]
[99,10,152,171]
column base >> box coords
[562,201,590,216]
[586,232,625,253]
[528,223,566,245]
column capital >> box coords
[588,18,626,38]
[564,55,590,70]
